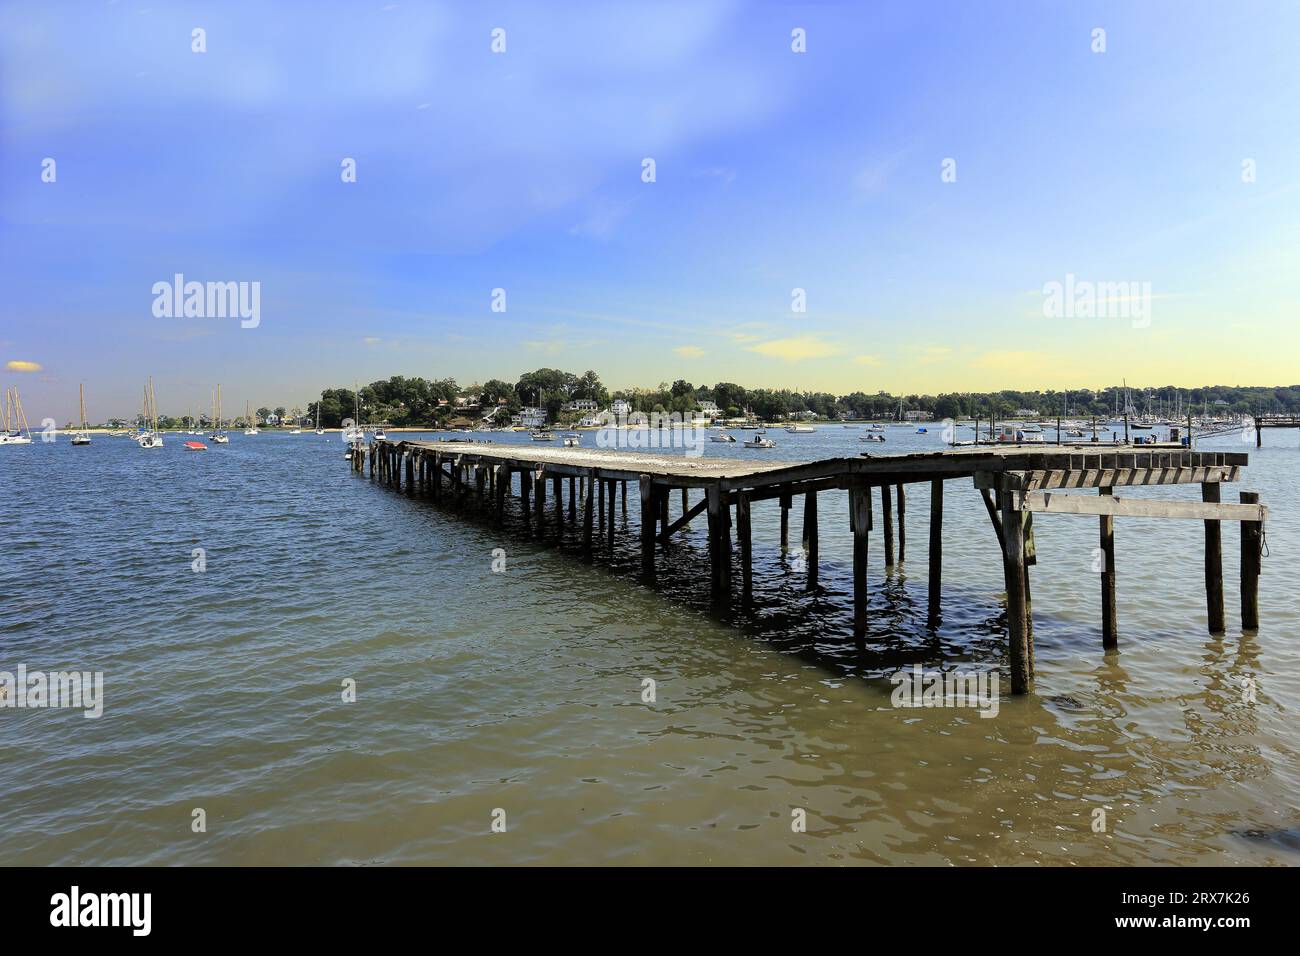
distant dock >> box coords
[352,440,1265,694]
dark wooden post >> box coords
[779,487,791,550]
[568,477,576,522]
[880,483,895,567]
[681,488,689,528]
[535,470,547,539]
[475,465,486,501]
[928,478,943,623]
[405,451,414,493]
[552,475,562,532]
[850,485,871,643]
[1001,490,1031,694]
[520,470,531,536]
[706,484,730,603]
[1240,491,1261,630]
[621,480,628,519]
[1201,482,1225,633]
[1099,486,1117,649]
[607,479,617,552]
[597,478,605,535]
[581,473,595,561]
[639,475,656,581]
[431,453,441,500]
[659,488,669,540]
[803,491,818,591]
[896,483,906,562]
[737,492,753,607]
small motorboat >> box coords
[744,434,775,448]
[530,431,555,441]
[289,428,302,434]
[562,435,580,447]
[183,441,207,451]
[915,426,928,434]
[210,432,229,444]
[860,433,886,443]
[710,433,737,443]
[373,428,387,440]
[785,424,816,433]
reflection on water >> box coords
[0,428,1296,865]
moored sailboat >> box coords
[71,384,92,444]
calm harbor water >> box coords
[1,426,1297,865]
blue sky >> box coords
[3,0,1299,421]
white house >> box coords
[564,398,599,413]
[610,399,631,419]
[695,400,720,419]
[511,406,547,428]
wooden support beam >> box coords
[607,478,617,552]
[621,480,627,519]
[535,470,547,540]
[896,483,906,562]
[1241,491,1261,630]
[1099,487,1117,650]
[568,476,576,523]
[597,478,605,535]
[980,465,1240,491]
[706,484,729,603]
[779,487,791,550]
[552,475,562,532]
[881,483,895,567]
[520,470,531,536]
[405,451,414,493]
[1001,490,1031,694]
[659,487,669,541]
[1015,490,1267,521]
[1202,482,1225,633]
[737,492,753,607]
[639,475,656,581]
[803,491,818,591]
[660,496,708,542]
[850,485,870,643]
[681,488,689,529]
[581,474,595,561]
[928,478,943,624]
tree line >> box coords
[307,370,1300,427]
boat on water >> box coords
[710,433,737,443]
[915,426,928,434]
[785,424,816,434]
[0,386,34,445]
[243,401,259,435]
[341,383,365,444]
[183,440,207,451]
[137,377,164,448]
[71,384,92,444]
[289,427,301,434]
[562,435,580,447]
[209,384,229,443]
[531,430,555,441]
[860,433,886,443]
[744,434,775,448]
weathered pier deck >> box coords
[352,439,1265,694]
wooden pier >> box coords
[352,439,1265,694]
[1252,414,1300,447]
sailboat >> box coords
[0,386,34,445]
[314,402,324,436]
[71,384,92,444]
[341,383,365,444]
[137,377,164,448]
[209,385,229,443]
[243,401,259,435]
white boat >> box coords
[289,428,301,434]
[342,383,366,443]
[314,402,324,435]
[71,384,92,444]
[530,430,555,441]
[137,377,164,448]
[744,434,775,448]
[860,433,886,443]
[209,384,229,443]
[785,424,816,434]
[243,401,259,435]
[710,433,737,443]
[0,386,34,445]
[372,428,387,440]
[562,436,580,447]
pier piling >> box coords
[1100,487,1117,649]
[1202,482,1225,633]
[1241,491,1261,630]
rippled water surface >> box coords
[2,427,1297,865]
